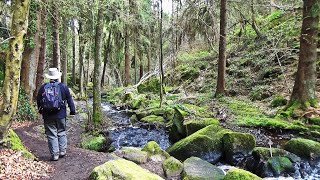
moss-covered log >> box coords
[0,0,31,141]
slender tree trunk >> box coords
[139,52,144,80]
[124,28,130,86]
[148,28,152,72]
[101,31,112,86]
[251,0,263,39]
[61,21,68,85]
[52,7,61,72]
[215,0,227,96]
[79,22,85,97]
[33,0,47,101]
[159,0,164,107]
[289,0,319,107]
[72,21,78,85]
[0,0,31,141]
[92,3,104,129]
[134,37,137,84]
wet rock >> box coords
[222,132,256,165]
[223,168,262,180]
[183,118,220,136]
[142,141,170,159]
[163,157,183,178]
[167,125,230,163]
[89,159,164,180]
[267,156,294,176]
[169,108,187,142]
[182,157,224,180]
[252,147,301,163]
[284,138,320,160]
[119,147,148,164]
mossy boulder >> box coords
[142,141,170,158]
[137,78,161,94]
[267,156,294,176]
[284,138,320,160]
[222,132,256,165]
[120,147,148,164]
[169,107,187,142]
[271,95,288,107]
[252,147,301,162]
[141,115,165,126]
[89,159,164,180]
[182,157,224,180]
[308,117,320,126]
[4,129,35,160]
[167,125,231,163]
[223,168,262,180]
[183,118,220,136]
[81,134,107,151]
[163,157,183,178]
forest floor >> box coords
[9,112,115,180]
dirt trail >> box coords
[14,115,115,180]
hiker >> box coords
[37,68,76,161]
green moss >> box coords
[250,86,272,101]
[141,115,165,125]
[271,95,288,107]
[90,159,164,180]
[184,118,220,136]
[267,156,293,175]
[223,168,262,180]
[81,133,106,151]
[284,138,320,159]
[163,157,183,177]
[142,141,170,158]
[121,147,148,164]
[137,78,161,94]
[308,117,320,125]
[167,125,231,163]
[253,147,301,162]
[4,129,35,160]
[180,104,213,118]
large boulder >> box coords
[167,125,231,163]
[222,132,256,165]
[223,168,262,180]
[182,157,224,180]
[252,147,301,162]
[137,78,161,94]
[141,115,165,126]
[142,141,170,162]
[163,157,183,178]
[89,159,164,180]
[267,156,294,176]
[183,118,220,136]
[284,138,320,160]
[118,147,148,164]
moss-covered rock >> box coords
[252,147,301,162]
[308,117,320,126]
[141,115,165,125]
[120,147,148,164]
[169,107,188,142]
[89,159,164,180]
[4,129,35,160]
[163,157,183,178]
[183,118,220,136]
[81,134,107,151]
[223,168,262,180]
[284,138,320,160]
[137,78,161,94]
[222,132,256,165]
[182,157,224,180]
[271,95,288,107]
[142,141,170,158]
[167,125,230,163]
[267,156,294,176]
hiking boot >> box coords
[51,155,59,161]
[59,151,66,158]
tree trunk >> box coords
[147,28,152,72]
[101,31,112,86]
[159,0,164,107]
[92,3,104,129]
[79,22,85,97]
[134,37,137,84]
[139,52,144,80]
[72,21,78,85]
[289,0,319,107]
[52,7,61,72]
[124,27,130,86]
[215,0,227,96]
[0,0,31,141]
[33,0,47,101]
[61,21,68,85]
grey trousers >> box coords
[44,118,67,156]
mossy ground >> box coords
[81,133,107,152]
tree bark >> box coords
[52,7,61,72]
[101,31,112,86]
[289,0,319,107]
[61,21,68,85]
[92,3,104,129]
[33,0,47,101]
[215,0,227,96]
[0,0,31,141]
[79,22,85,97]
[124,0,131,86]
[72,20,78,85]
[159,0,164,107]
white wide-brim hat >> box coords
[45,68,62,79]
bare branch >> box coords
[0,36,14,45]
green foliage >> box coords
[271,95,288,107]
[137,78,161,94]
[4,129,35,160]
[311,2,320,17]
[250,86,272,101]
[15,88,38,121]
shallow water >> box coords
[101,103,171,150]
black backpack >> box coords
[40,82,64,112]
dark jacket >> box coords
[37,81,76,120]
